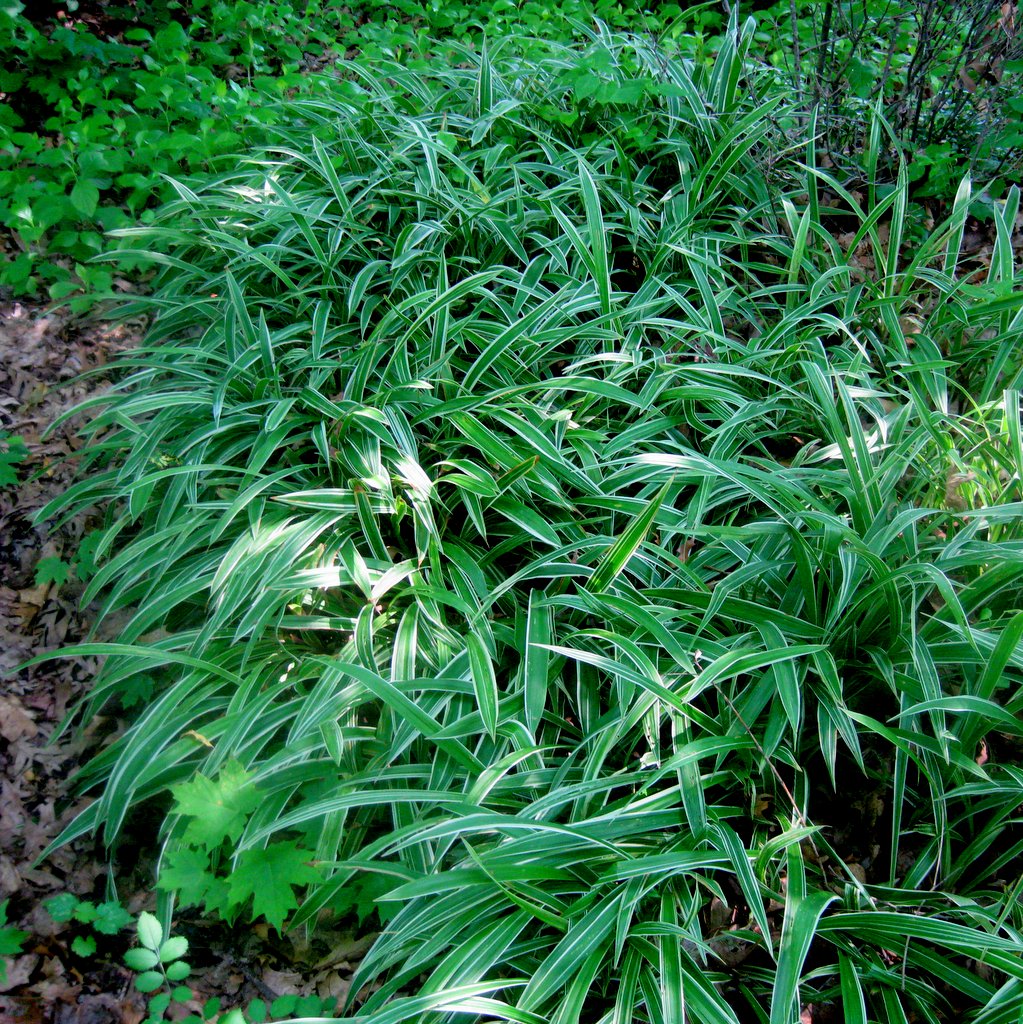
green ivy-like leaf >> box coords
[93,901,133,935]
[72,901,97,924]
[71,934,97,957]
[42,893,79,923]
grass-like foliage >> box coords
[36,16,1023,1023]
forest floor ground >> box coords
[0,304,368,1023]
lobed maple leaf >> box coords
[0,433,28,488]
[34,556,72,587]
[0,900,29,984]
[227,841,321,933]
[170,760,262,850]
[157,845,230,913]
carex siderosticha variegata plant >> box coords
[34,13,1023,1023]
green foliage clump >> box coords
[0,0,693,304]
[123,910,335,1022]
[755,0,1023,196]
[43,891,134,936]
[35,15,1023,1024]
[159,760,321,932]
[0,0,338,304]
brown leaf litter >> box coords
[0,302,372,1022]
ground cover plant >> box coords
[0,0,671,304]
[28,10,1023,1024]
[6,0,1018,307]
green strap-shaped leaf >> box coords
[466,633,499,741]
[587,481,669,594]
[524,589,551,737]
[578,158,611,318]
[333,661,483,772]
[838,953,868,1024]
[519,891,622,1012]
[769,888,836,1024]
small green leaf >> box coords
[72,901,97,924]
[159,935,188,962]
[295,996,324,1017]
[148,992,172,1016]
[70,180,100,218]
[125,947,160,971]
[270,995,297,1017]
[34,556,72,587]
[71,934,96,957]
[0,432,28,487]
[0,924,28,958]
[134,969,165,994]
[0,901,29,977]
[166,959,191,981]
[137,912,163,951]
[172,984,193,1002]
[93,901,133,935]
[43,893,79,923]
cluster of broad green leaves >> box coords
[0,0,701,303]
[36,15,1023,1024]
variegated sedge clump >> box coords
[34,12,1023,1024]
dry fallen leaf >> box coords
[0,696,38,742]
[0,954,39,993]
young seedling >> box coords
[124,912,193,1024]
[0,900,29,985]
